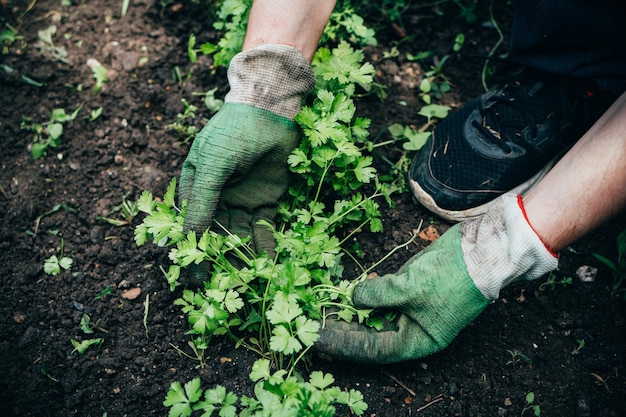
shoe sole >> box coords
[409,157,558,222]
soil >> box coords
[1,1,625,416]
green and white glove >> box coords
[179,44,315,254]
[316,193,558,364]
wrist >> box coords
[224,44,316,120]
[462,193,559,300]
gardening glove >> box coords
[179,45,316,256]
[316,193,558,364]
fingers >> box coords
[213,206,277,256]
[352,271,416,310]
[183,184,221,234]
[253,207,278,256]
[316,315,438,364]
[178,157,195,206]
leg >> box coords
[525,91,626,252]
[408,1,625,222]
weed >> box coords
[506,349,532,366]
[592,229,626,299]
[192,87,223,112]
[538,272,573,291]
[80,314,95,334]
[521,392,541,416]
[121,0,132,17]
[1,64,46,87]
[40,362,60,382]
[168,98,200,143]
[321,0,377,47]
[387,123,430,152]
[86,107,103,122]
[44,239,73,276]
[71,338,104,355]
[97,194,140,227]
[94,285,112,300]
[571,339,585,355]
[36,25,69,64]
[143,294,150,338]
[87,59,109,94]
[1,23,23,54]
[29,203,77,236]
[22,106,82,159]
[591,369,618,393]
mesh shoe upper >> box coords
[409,68,616,221]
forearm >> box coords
[524,91,626,252]
[243,0,337,63]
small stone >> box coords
[13,312,25,324]
[118,279,132,289]
[504,398,513,406]
[121,287,142,300]
[576,398,591,417]
[576,265,597,283]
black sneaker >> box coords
[409,68,616,221]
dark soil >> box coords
[1,1,625,416]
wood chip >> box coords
[418,225,440,242]
[121,287,142,300]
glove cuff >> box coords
[225,44,316,120]
[462,193,559,300]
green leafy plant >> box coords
[94,285,112,300]
[22,106,82,159]
[593,229,626,299]
[506,349,532,366]
[407,33,464,104]
[571,338,585,355]
[521,392,541,416]
[121,0,132,17]
[321,0,377,47]
[71,338,104,355]
[185,0,252,70]
[168,99,201,143]
[538,272,573,292]
[44,239,74,276]
[36,25,69,64]
[187,0,375,70]
[1,23,23,54]
[97,194,140,226]
[192,87,224,113]
[87,107,103,122]
[80,314,95,334]
[164,362,367,417]
[137,3,411,416]
[89,60,109,94]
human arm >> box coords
[316,91,626,364]
[178,1,336,258]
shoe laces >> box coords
[472,73,560,153]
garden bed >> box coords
[1,1,625,416]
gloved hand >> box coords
[316,193,558,364]
[179,104,300,253]
[179,44,316,256]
